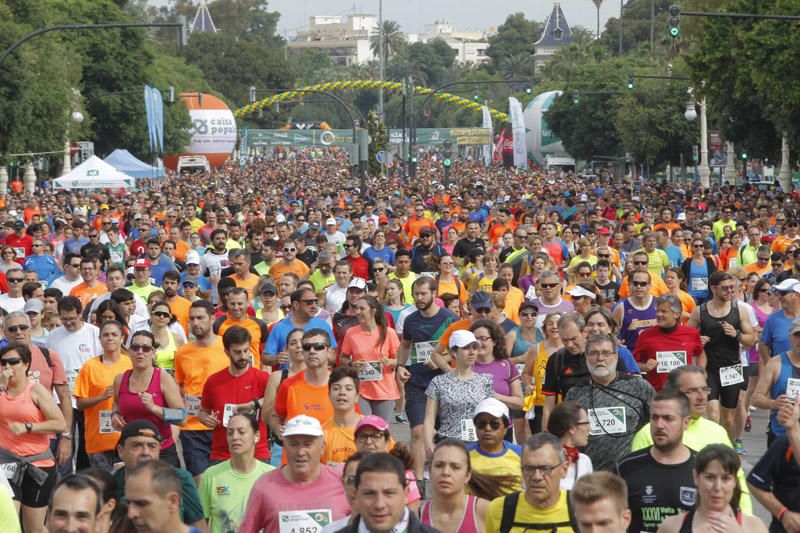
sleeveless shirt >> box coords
[421,494,481,533]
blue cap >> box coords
[470,291,493,310]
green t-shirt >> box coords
[199,460,275,533]
[308,269,336,294]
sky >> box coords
[152,0,626,38]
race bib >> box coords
[222,403,236,427]
[525,285,537,300]
[98,410,115,434]
[413,341,435,364]
[460,419,478,442]
[588,407,627,436]
[719,364,744,387]
[516,363,526,376]
[13,247,24,259]
[185,395,201,417]
[66,369,78,392]
[691,277,708,291]
[0,462,17,480]
[278,509,331,533]
[728,257,738,269]
[358,362,382,382]
[656,351,687,373]
[786,378,800,400]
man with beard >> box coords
[309,250,336,293]
[616,390,697,532]
[202,229,230,303]
[565,334,655,472]
[213,288,268,361]
[198,326,271,464]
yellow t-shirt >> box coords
[467,442,522,494]
[485,490,574,533]
[73,355,132,454]
[321,419,359,465]
[174,337,229,431]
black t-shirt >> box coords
[542,348,626,399]
[617,447,698,532]
[452,237,484,259]
[747,435,800,533]
[596,280,620,303]
[297,248,318,268]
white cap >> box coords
[567,286,597,300]
[348,277,367,290]
[449,330,478,349]
[276,214,286,223]
[185,251,201,265]
[580,193,588,202]
[282,415,324,438]
[774,278,800,294]
[473,397,510,423]
[676,213,687,221]
[326,218,337,226]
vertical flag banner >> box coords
[153,87,164,153]
[481,105,493,168]
[508,97,528,169]
[144,86,156,153]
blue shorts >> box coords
[180,430,212,476]
[404,382,428,427]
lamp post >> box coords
[779,135,792,192]
[684,89,710,188]
[62,110,84,176]
[724,141,738,185]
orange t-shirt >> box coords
[403,217,437,242]
[339,326,400,401]
[173,337,229,431]
[269,260,310,285]
[174,240,191,262]
[436,319,473,352]
[744,261,772,277]
[70,283,109,309]
[168,296,192,335]
[73,355,132,454]
[229,272,260,301]
[274,371,332,424]
[214,316,268,362]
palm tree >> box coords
[592,0,603,39]
[499,53,535,81]
[370,20,406,62]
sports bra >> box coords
[678,507,742,533]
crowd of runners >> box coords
[0,151,798,533]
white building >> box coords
[407,22,490,65]
[287,14,378,65]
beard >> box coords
[589,366,613,379]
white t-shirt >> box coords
[560,453,593,490]
[46,323,102,407]
[89,291,149,321]
[325,284,348,314]
[49,275,83,295]
[0,294,24,314]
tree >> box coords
[369,20,405,62]
[484,13,541,75]
[289,50,332,86]
[599,0,674,55]
[366,111,388,176]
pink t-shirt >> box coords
[28,345,67,392]
[238,465,350,533]
[340,325,400,401]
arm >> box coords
[17,383,67,435]
[685,306,701,329]
[759,342,772,363]
[542,395,555,433]
[736,302,757,347]
[748,484,800,533]
[612,302,623,328]
[521,346,536,389]
[75,386,114,410]
[752,360,782,410]
[495,379,523,410]
[422,396,438,458]
[429,343,453,373]
[696,350,707,369]
[261,373,280,426]
[54,383,74,467]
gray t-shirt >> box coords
[565,375,655,472]
[426,372,493,440]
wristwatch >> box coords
[59,432,72,440]
[25,422,33,433]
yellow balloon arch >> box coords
[234,79,510,123]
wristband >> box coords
[778,506,788,521]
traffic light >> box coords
[742,152,748,160]
[627,73,634,90]
[442,140,453,168]
[525,88,533,95]
[572,92,580,105]
[668,5,681,38]
[473,91,480,102]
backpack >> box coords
[40,346,54,369]
[499,490,578,533]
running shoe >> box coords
[733,438,746,455]
[744,416,752,432]
[395,412,408,424]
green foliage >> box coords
[369,20,406,63]
[484,13,541,76]
[366,111,388,176]
[289,50,333,86]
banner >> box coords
[508,97,528,169]
[153,87,164,153]
[239,125,249,169]
[144,86,156,153]
[248,128,491,148]
[481,105,493,168]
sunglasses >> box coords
[541,283,560,289]
[6,324,29,333]
[520,311,537,318]
[475,419,503,430]
[0,357,22,367]
[153,311,172,319]
[280,305,293,310]
[6,278,23,283]
[130,344,154,353]
[283,248,297,252]
[631,281,649,287]
[302,342,329,352]
[633,261,649,266]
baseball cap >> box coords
[133,213,142,220]
[470,291,493,310]
[676,213,687,221]
[260,283,277,295]
[419,228,433,236]
[449,330,478,349]
[23,299,43,314]
[182,279,197,288]
[282,415,324,438]
[309,222,321,230]
[790,316,800,336]
[348,277,367,291]
[773,278,800,294]
[185,251,201,265]
[100,204,109,210]
[13,220,24,230]
[326,218,337,226]
[133,258,151,269]
[519,300,539,313]
[117,420,162,446]
[473,397,510,424]
[354,415,390,434]
[597,227,611,235]
[378,216,389,224]
[567,286,597,300]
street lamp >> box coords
[62,107,84,176]
[684,88,709,187]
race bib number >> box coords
[222,404,236,427]
[358,362,382,382]
[460,419,478,442]
[98,410,115,434]
[525,285,537,300]
[728,257,738,269]
[588,407,627,436]
[66,369,78,392]
[0,462,17,480]
[13,247,24,259]
[691,277,708,292]
[414,341,435,364]
[278,509,331,533]
[786,378,800,400]
[719,365,745,387]
[185,396,201,417]
[656,351,687,373]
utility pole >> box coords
[378,0,384,118]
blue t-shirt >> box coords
[761,309,793,358]
[363,246,395,266]
[179,271,211,295]
[402,307,457,389]
[24,255,60,281]
[149,255,178,287]
[686,258,710,301]
[618,345,641,375]
[264,316,337,356]
[663,245,685,268]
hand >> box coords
[424,359,438,370]
[777,397,800,430]
[102,385,115,400]
[0,367,13,388]
[380,358,394,368]
[277,352,289,366]
[780,509,800,533]
[706,510,744,533]
[350,359,365,370]
[700,335,711,346]
[210,275,220,284]
[57,438,72,467]
[396,366,410,383]
[277,424,285,438]
[139,392,157,414]
[198,410,220,428]
[773,394,789,412]
[8,422,27,436]
[236,402,256,414]
[111,412,127,431]
[425,440,435,458]
[720,321,737,338]
[644,359,658,372]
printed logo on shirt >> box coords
[679,486,697,507]
[80,343,91,353]
[216,486,230,495]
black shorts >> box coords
[707,367,746,409]
[179,431,211,475]
[404,382,428,427]
[11,464,57,508]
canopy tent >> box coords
[52,156,135,190]
[104,149,164,179]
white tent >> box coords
[52,155,135,190]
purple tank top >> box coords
[118,368,174,449]
[750,303,772,364]
[421,494,480,533]
[618,297,657,351]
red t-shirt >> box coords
[346,255,370,281]
[633,325,703,391]
[5,233,32,263]
[200,365,271,460]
